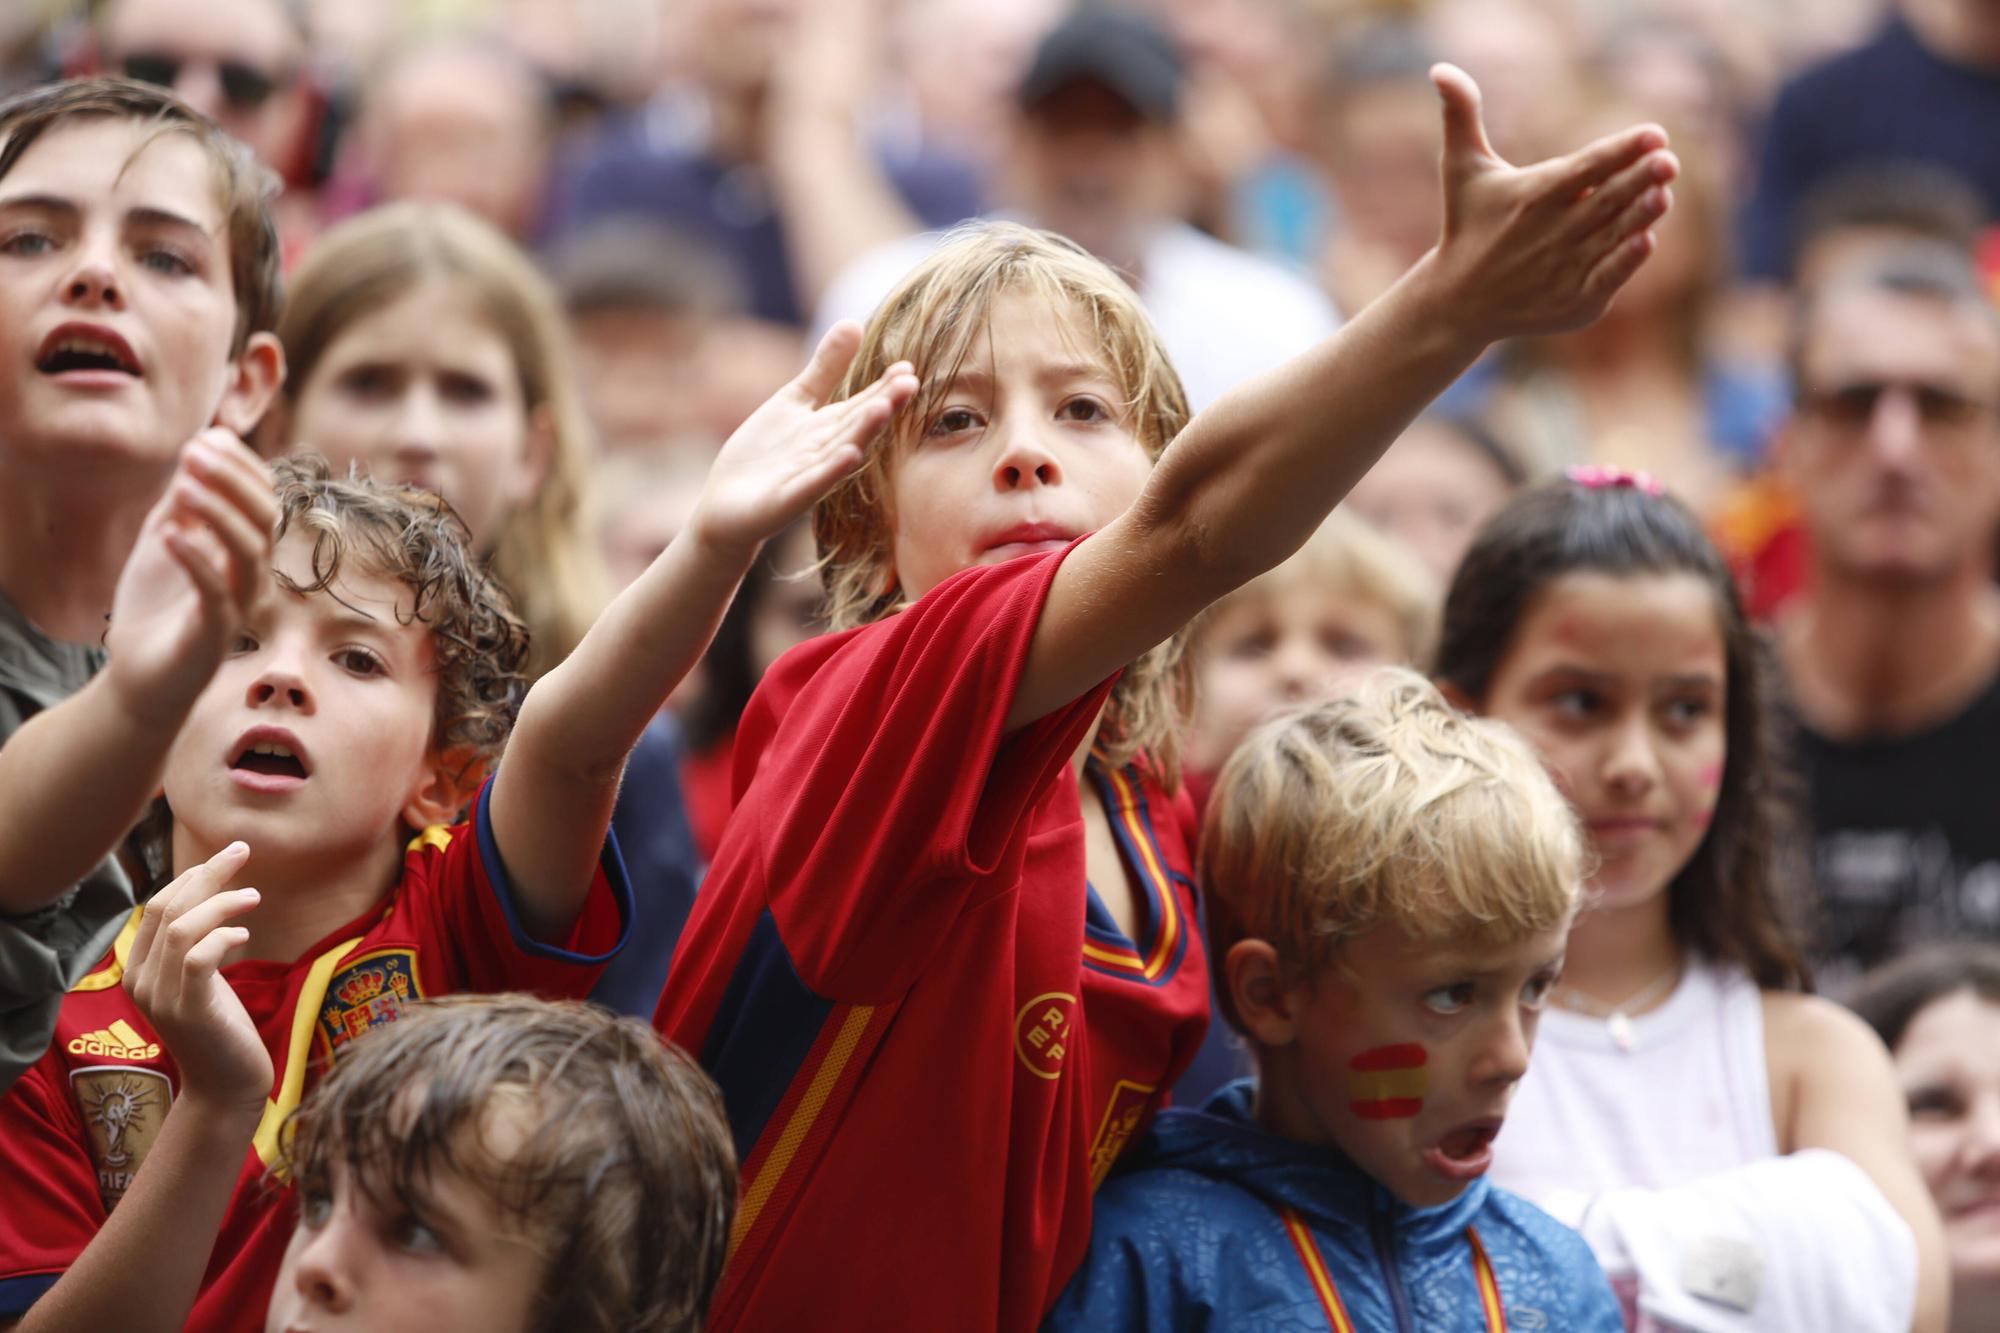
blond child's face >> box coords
[0,117,249,471]
[1476,570,1725,915]
[1186,581,1407,775]
[265,1136,545,1333]
[885,290,1154,602]
[162,529,449,881]
[1238,921,1567,1209]
[285,282,545,553]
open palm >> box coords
[690,321,918,557]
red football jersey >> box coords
[655,547,1211,1332]
[0,784,629,1328]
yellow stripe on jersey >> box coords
[252,935,364,1169]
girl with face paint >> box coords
[1439,473,1947,1333]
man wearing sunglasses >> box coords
[92,0,308,185]
[1775,242,2000,990]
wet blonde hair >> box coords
[1195,508,1441,668]
[268,203,608,680]
[1202,669,1582,1029]
[814,222,1194,783]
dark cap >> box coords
[1016,8,1183,123]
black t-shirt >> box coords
[1796,668,2000,990]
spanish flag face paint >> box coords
[1346,1043,1428,1119]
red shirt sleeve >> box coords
[729,544,1117,1000]
[403,781,633,998]
[0,1052,106,1313]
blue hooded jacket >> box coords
[1046,1081,1622,1332]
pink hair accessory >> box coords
[1566,464,1664,497]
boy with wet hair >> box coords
[1050,671,1623,1331]
[0,76,286,1089]
[265,994,735,1333]
[0,321,913,1329]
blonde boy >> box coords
[1051,670,1623,1331]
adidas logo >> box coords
[68,1019,161,1061]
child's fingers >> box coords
[163,527,233,612]
[184,432,280,535]
[177,924,251,981]
[1586,181,1672,264]
[1582,229,1657,306]
[1538,122,1671,204]
[1431,63,1500,174]
[130,841,249,977]
[169,477,270,602]
[787,321,866,408]
[823,369,916,440]
[1557,151,1677,243]
[157,888,260,969]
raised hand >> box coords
[688,320,919,559]
[1427,63,1678,342]
[123,841,271,1115]
[105,430,278,728]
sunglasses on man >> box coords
[119,51,287,111]
[1801,379,1999,432]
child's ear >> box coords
[1226,939,1302,1048]
[212,333,287,439]
[402,745,489,830]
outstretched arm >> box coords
[491,323,919,941]
[0,434,274,912]
[1008,66,1677,729]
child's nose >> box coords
[61,256,123,311]
[247,659,314,712]
[290,1222,357,1313]
[992,424,1064,492]
[1477,1010,1532,1086]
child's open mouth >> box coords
[1422,1119,1501,1182]
[35,324,141,380]
[228,728,312,792]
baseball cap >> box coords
[1016,8,1183,123]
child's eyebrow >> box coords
[0,193,212,240]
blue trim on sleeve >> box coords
[698,910,836,1164]
[0,1271,60,1314]
[473,780,634,964]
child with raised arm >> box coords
[0,78,286,1090]
[1048,671,1620,1332]
[655,64,1676,1331]
[0,325,914,1331]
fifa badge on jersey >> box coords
[315,948,422,1061]
[71,1066,172,1209]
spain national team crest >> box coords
[71,1066,172,1209]
[314,948,422,1061]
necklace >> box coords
[1552,965,1682,1052]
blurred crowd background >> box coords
[7,0,2000,975]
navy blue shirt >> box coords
[592,713,702,1016]
[1743,18,2000,280]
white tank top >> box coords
[1490,960,1780,1207]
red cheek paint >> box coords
[1346,1043,1428,1120]
[1698,763,1723,791]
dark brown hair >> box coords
[1436,480,1813,991]
[271,455,528,766]
[279,995,737,1333]
[0,77,283,352]
[1849,943,2000,1052]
